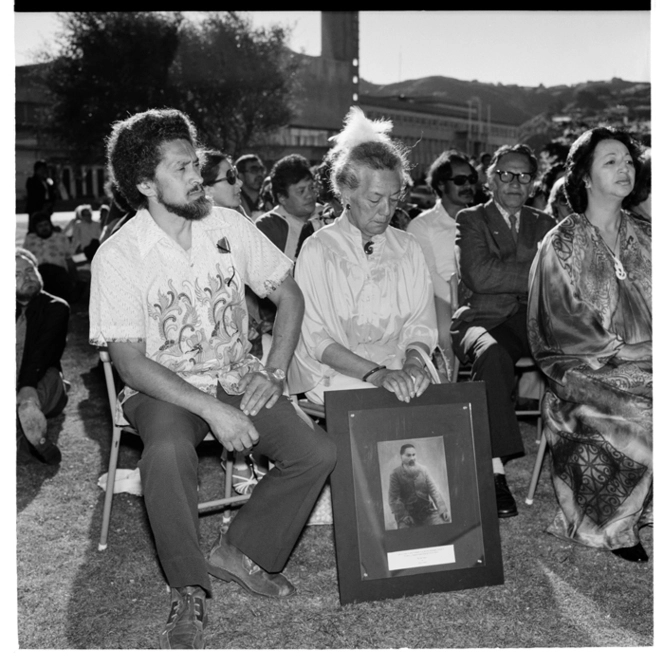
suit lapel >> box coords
[517,206,540,249]
[484,200,515,251]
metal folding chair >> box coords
[524,429,549,505]
[514,356,545,443]
[97,349,250,551]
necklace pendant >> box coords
[614,258,627,280]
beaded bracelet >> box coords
[362,365,386,383]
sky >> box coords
[12,10,652,88]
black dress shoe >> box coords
[611,543,649,563]
[494,474,518,518]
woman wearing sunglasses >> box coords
[199,150,249,218]
[200,149,268,492]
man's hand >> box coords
[106,341,262,452]
[618,340,652,363]
[238,371,284,416]
[400,515,414,527]
[203,400,260,453]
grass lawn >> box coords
[15,299,654,651]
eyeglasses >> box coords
[445,173,479,186]
[212,167,239,186]
[495,170,535,184]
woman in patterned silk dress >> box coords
[527,127,652,563]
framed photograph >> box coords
[326,382,503,605]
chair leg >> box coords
[221,450,234,533]
[525,430,548,506]
[98,426,122,550]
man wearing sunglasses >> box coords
[409,150,478,378]
[450,144,556,520]
[236,154,267,221]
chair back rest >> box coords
[98,349,118,418]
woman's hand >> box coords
[617,341,652,363]
[369,365,430,402]
[402,360,431,397]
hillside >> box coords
[360,75,651,126]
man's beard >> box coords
[403,461,423,476]
[17,280,42,302]
[156,183,212,221]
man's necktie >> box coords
[509,214,518,243]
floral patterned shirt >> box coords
[89,206,291,407]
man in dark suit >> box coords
[451,144,556,518]
[16,248,70,465]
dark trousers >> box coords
[37,366,69,418]
[123,387,336,596]
[38,263,72,304]
[452,306,530,459]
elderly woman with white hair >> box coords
[288,108,438,405]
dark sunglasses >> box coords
[495,170,535,184]
[212,167,239,186]
[445,173,478,186]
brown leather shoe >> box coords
[207,533,295,598]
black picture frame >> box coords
[326,382,503,605]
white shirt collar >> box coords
[493,200,521,231]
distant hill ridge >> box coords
[360,75,651,125]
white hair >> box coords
[328,107,409,197]
[329,106,393,152]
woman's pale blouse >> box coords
[288,212,437,395]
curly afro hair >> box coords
[105,108,198,211]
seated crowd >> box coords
[17,108,652,649]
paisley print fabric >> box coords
[527,212,652,549]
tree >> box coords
[42,12,299,164]
[172,13,300,155]
[540,138,573,166]
[44,12,184,164]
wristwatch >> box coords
[263,367,286,382]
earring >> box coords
[345,203,351,210]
